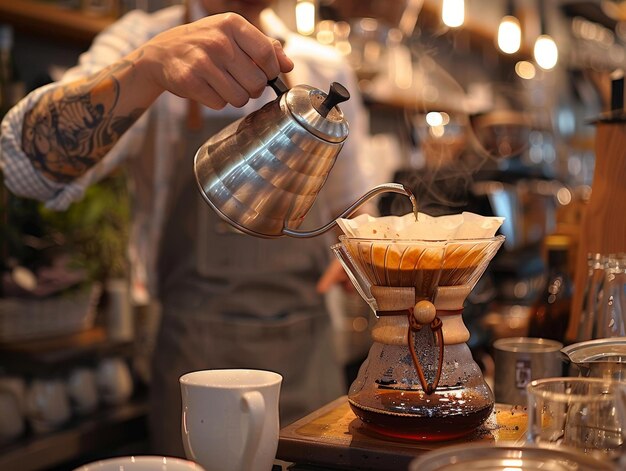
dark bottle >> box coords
[527,234,574,344]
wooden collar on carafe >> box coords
[372,286,464,317]
[184,4,291,130]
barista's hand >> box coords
[135,12,294,109]
[317,258,354,294]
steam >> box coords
[382,41,531,218]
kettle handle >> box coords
[268,77,289,96]
[282,183,415,238]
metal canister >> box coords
[493,337,564,405]
[409,443,617,471]
[561,337,626,380]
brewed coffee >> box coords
[349,388,493,441]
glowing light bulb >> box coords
[534,34,558,69]
[497,16,521,54]
[426,112,443,127]
[442,0,464,28]
[295,1,315,36]
[316,20,334,45]
[515,61,536,79]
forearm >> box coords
[22,49,162,183]
[18,12,293,185]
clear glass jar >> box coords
[575,253,606,342]
[594,254,626,338]
[332,235,504,441]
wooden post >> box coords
[566,82,626,341]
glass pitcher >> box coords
[332,235,504,440]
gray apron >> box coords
[148,114,344,457]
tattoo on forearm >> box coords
[22,58,146,183]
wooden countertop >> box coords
[0,0,115,45]
[278,396,527,471]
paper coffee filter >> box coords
[339,237,446,296]
[337,212,504,240]
[337,211,505,294]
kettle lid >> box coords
[285,82,350,143]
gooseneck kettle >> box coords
[193,78,414,238]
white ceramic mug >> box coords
[67,367,99,414]
[25,378,71,433]
[180,369,282,471]
[96,357,134,405]
[0,376,26,443]
[74,455,205,471]
[0,389,24,443]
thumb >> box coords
[273,40,294,73]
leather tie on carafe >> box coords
[371,286,445,395]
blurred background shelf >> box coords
[0,327,135,376]
[0,397,148,471]
[0,0,115,45]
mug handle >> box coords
[239,391,265,471]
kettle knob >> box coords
[317,82,350,118]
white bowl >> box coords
[74,456,205,471]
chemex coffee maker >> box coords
[332,230,504,440]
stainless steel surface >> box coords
[493,337,564,406]
[562,337,626,380]
[194,81,414,238]
[286,85,348,142]
[409,443,616,471]
[194,82,348,238]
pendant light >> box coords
[533,0,558,70]
[497,0,521,54]
[295,0,315,36]
[442,0,464,28]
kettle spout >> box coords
[283,183,418,238]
